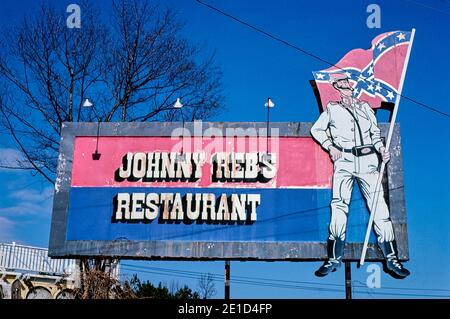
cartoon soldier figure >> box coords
[310,73,410,279]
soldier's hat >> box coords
[328,72,349,85]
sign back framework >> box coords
[49,122,408,261]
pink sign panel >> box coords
[71,136,332,189]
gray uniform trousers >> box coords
[330,151,394,243]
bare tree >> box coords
[197,273,216,299]
[0,0,223,183]
[75,257,134,299]
[0,0,222,299]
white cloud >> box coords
[0,217,15,242]
[9,187,54,202]
[0,176,54,245]
[0,186,54,217]
[0,148,31,170]
[0,148,23,167]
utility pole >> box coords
[224,260,230,299]
[345,262,352,299]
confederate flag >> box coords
[312,31,412,110]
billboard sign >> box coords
[49,122,407,260]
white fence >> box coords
[0,243,75,276]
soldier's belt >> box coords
[334,144,376,157]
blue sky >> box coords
[0,0,449,298]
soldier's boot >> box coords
[378,240,410,279]
[315,238,344,277]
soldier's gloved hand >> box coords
[328,145,342,162]
[379,146,390,163]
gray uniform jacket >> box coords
[310,101,384,152]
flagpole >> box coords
[359,28,416,266]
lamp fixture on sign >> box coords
[92,121,101,160]
[174,98,185,162]
[265,97,275,108]
[173,98,183,109]
[83,98,93,107]
[265,97,275,155]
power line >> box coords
[403,95,450,118]
[401,0,450,16]
[121,266,345,293]
[123,267,449,298]
[121,263,450,296]
[121,264,450,298]
[122,263,450,292]
[194,0,450,120]
[195,0,337,68]
[122,264,343,288]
